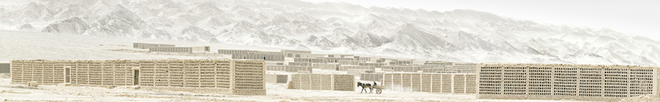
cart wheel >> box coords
[376,89,382,94]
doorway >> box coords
[64,66,71,83]
[133,67,140,85]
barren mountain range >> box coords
[1,0,658,66]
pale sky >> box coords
[1,0,657,40]
[302,0,660,40]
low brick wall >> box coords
[382,73,476,94]
[265,74,288,83]
[289,74,354,91]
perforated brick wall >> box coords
[338,65,374,71]
[411,73,421,91]
[381,73,477,94]
[285,65,312,72]
[289,74,354,91]
[382,66,420,72]
[339,60,359,65]
[477,63,660,101]
[421,74,433,92]
[232,60,266,95]
[312,63,339,70]
[333,74,355,91]
[266,65,286,71]
[11,59,266,95]
[133,43,175,49]
[265,74,276,84]
[383,73,393,89]
[320,74,332,90]
[441,74,452,93]
[453,74,465,93]
[431,74,442,93]
[149,47,193,53]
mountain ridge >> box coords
[0,0,657,66]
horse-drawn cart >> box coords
[358,82,384,94]
[372,86,383,94]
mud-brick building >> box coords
[288,74,355,91]
[149,46,210,53]
[10,59,266,95]
[133,43,175,49]
[478,63,660,101]
[382,72,477,94]
[282,50,312,58]
[0,61,9,73]
[218,49,285,61]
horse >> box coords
[357,82,372,93]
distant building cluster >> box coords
[5,42,658,100]
[130,43,481,95]
[218,50,285,61]
[134,43,210,53]
[218,47,479,75]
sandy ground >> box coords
[0,73,585,102]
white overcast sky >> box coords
[1,0,657,40]
[302,0,660,40]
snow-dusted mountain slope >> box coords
[0,30,234,60]
[0,0,658,66]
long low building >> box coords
[359,63,384,68]
[0,61,9,73]
[338,65,375,71]
[293,58,325,63]
[288,62,311,66]
[322,57,355,63]
[478,63,660,101]
[149,46,210,53]
[265,65,312,72]
[339,60,359,65]
[149,47,193,53]
[454,63,478,73]
[388,60,414,65]
[382,65,420,72]
[219,50,284,61]
[282,50,312,58]
[312,63,339,70]
[11,59,266,95]
[133,43,175,49]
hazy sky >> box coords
[2,0,657,40]
[302,0,660,40]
